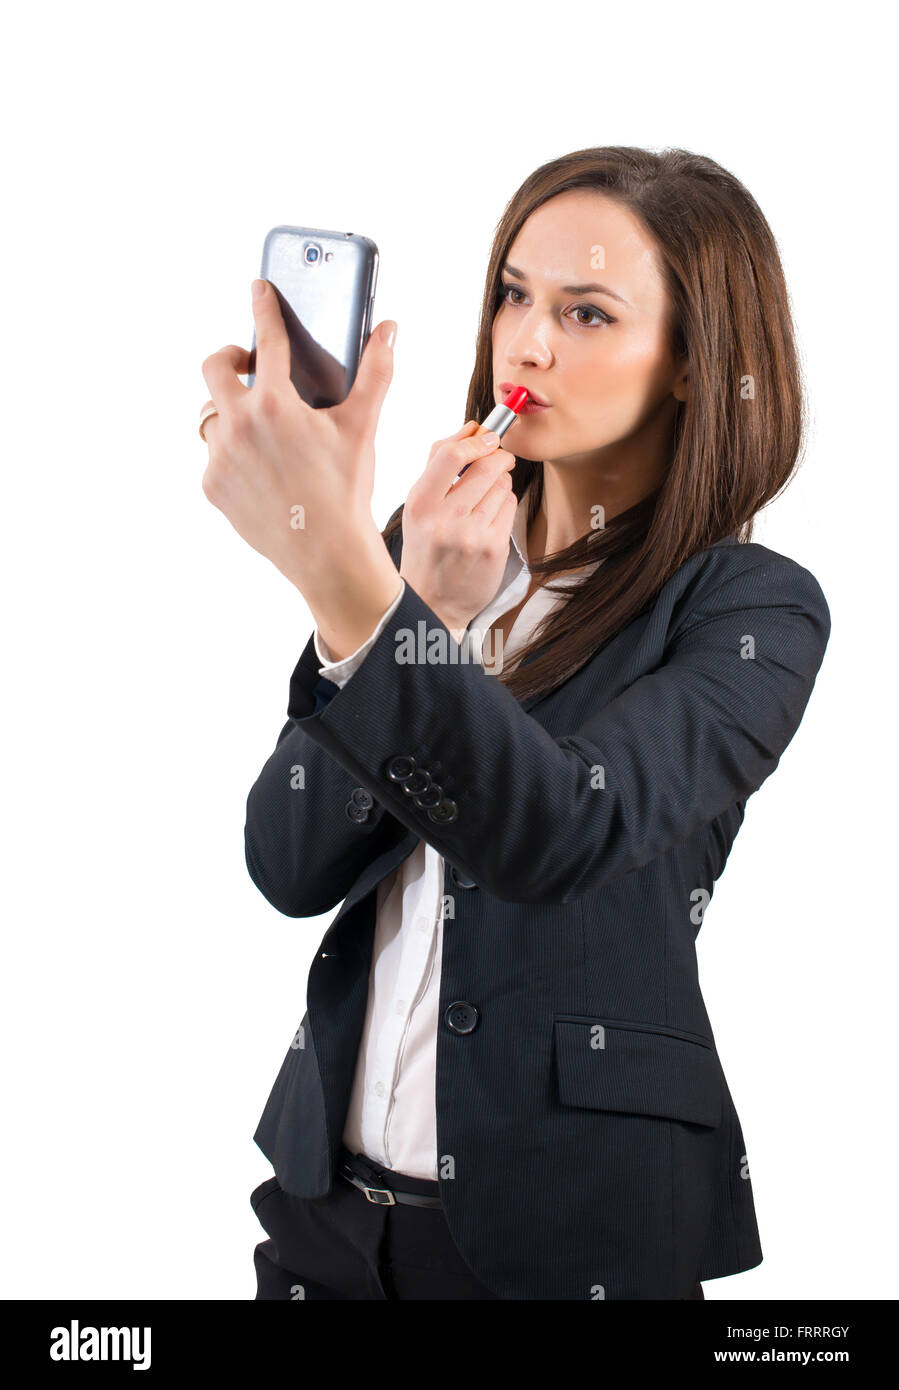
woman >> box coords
[200,146,831,1300]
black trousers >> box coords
[251,1145,705,1301]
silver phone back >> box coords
[246,226,378,407]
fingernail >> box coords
[380,321,396,348]
[480,431,500,447]
[252,279,266,300]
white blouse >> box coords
[313,481,601,1179]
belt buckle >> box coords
[339,1158,397,1206]
[361,1182,396,1206]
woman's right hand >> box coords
[399,419,518,635]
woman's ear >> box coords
[671,362,690,404]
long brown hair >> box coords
[381,145,808,704]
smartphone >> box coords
[245,226,379,408]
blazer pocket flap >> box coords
[553,1018,723,1128]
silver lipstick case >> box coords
[479,401,521,439]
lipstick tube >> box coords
[458,389,528,480]
[479,385,528,439]
[456,386,529,480]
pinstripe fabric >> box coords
[311,481,603,1182]
[245,515,831,1299]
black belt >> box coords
[338,1148,443,1209]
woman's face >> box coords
[491,190,687,464]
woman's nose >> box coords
[504,323,552,369]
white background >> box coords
[1,0,893,1300]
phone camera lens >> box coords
[304,243,321,264]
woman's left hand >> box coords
[199,279,397,589]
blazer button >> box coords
[445,1001,479,1034]
[345,800,369,823]
[450,865,477,889]
[428,798,458,824]
[350,787,374,809]
[403,769,432,796]
[386,755,416,783]
[412,783,443,809]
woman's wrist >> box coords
[408,590,468,644]
[429,612,469,645]
[299,519,404,664]
[399,570,468,644]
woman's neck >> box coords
[530,427,672,562]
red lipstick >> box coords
[498,381,551,414]
[456,387,527,480]
[479,385,528,438]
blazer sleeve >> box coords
[313,581,407,681]
[243,628,415,919]
[283,552,832,905]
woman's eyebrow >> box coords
[502,262,631,307]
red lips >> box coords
[501,386,529,413]
[499,381,550,407]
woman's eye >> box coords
[498,283,611,327]
[570,305,608,327]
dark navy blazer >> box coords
[245,519,831,1299]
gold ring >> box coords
[199,403,219,442]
